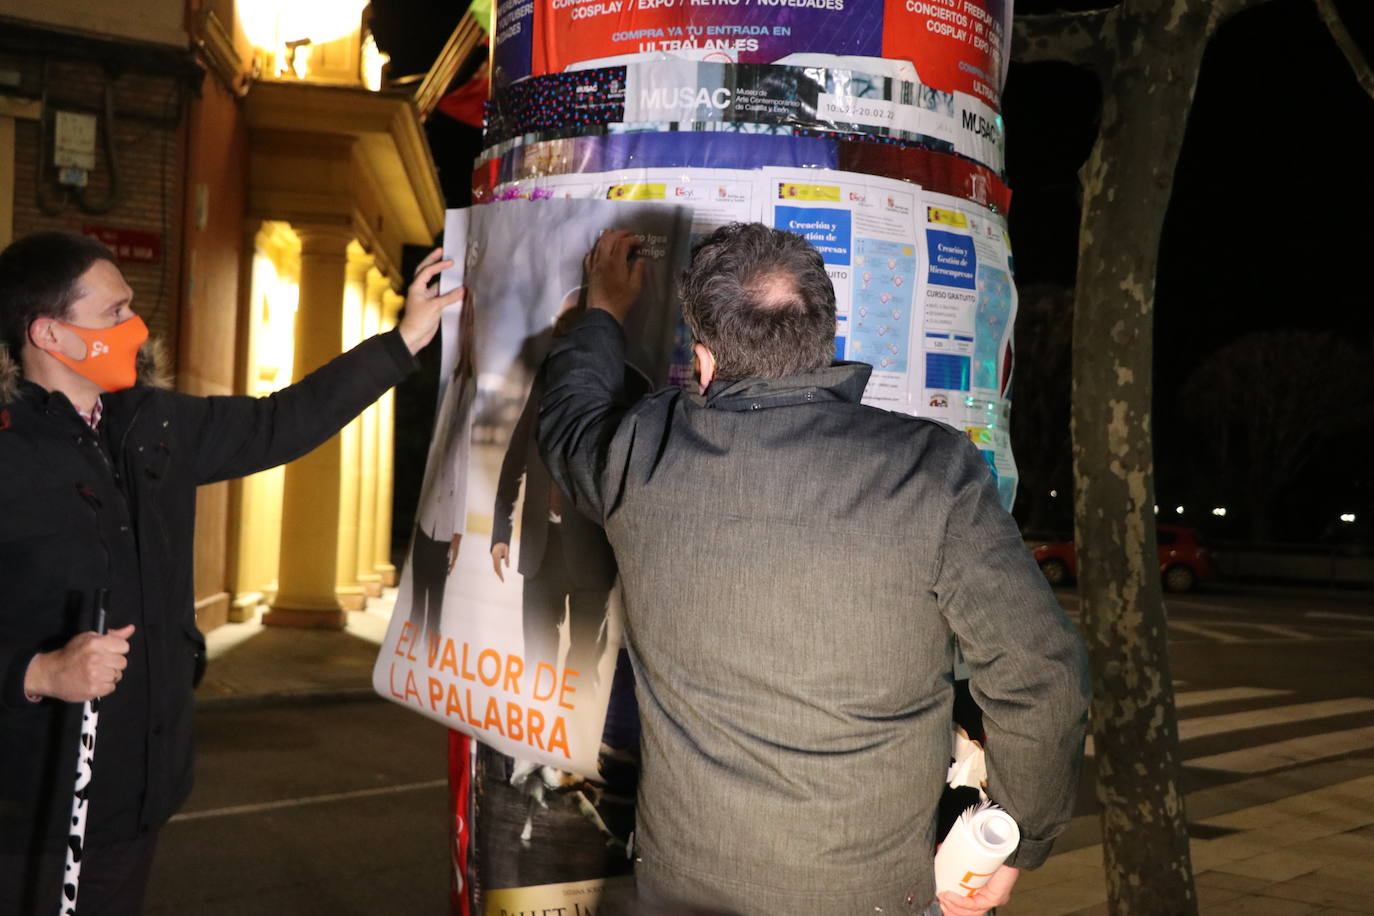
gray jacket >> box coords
[538,310,1089,914]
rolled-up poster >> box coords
[934,801,1019,898]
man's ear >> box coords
[27,317,62,354]
[28,317,83,359]
[693,343,716,394]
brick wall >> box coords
[2,52,187,365]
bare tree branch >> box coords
[1009,0,1287,75]
[1012,7,1113,71]
[1316,0,1374,101]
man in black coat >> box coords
[0,231,461,914]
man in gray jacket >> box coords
[537,224,1089,915]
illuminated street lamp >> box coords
[1340,513,1357,523]
[1211,507,1227,517]
[1175,505,1185,515]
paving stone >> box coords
[1000,879,1109,916]
[1208,894,1322,915]
[1218,848,1324,883]
[1258,874,1355,909]
[1195,870,1272,894]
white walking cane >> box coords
[59,588,109,916]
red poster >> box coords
[501,0,1008,103]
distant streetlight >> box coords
[1175,506,1185,515]
[1049,489,1058,498]
[1211,507,1227,517]
[1340,513,1357,523]
[1153,505,1159,514]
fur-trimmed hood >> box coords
[0,339,171,405]
[0,343,16,407]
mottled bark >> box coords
[1069,7,1215,911]
[1010,0,1277,911]
[1012,8,1114,72]
[1013,0,1373,904]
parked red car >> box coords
[1032,525,1217,592]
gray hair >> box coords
[680,223,836,380]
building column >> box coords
[334,241,372,611]
[0,114,15,250]
[374,286,404,587]
[0,98,41,248]
[356,267,389,597]
[264,222,354,629]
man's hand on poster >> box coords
[399,247,466,355]
[447,534,462,574]
[586,229,645,325]
[24,624,136,703]
[938,864,1018,916]
[491,542,510,582]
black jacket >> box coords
[0,330,415,853]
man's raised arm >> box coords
[536,230,645,523]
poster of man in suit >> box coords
[410,296,477,640]
[374,197,690,778]
[489,302,650,693]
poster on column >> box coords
[756,167,920,412]
[498,167,761,385]
[481,132,841,198]
[494,0,1010,108]
[916,189,1019,507]
[483,61,1004,173]
[372,198,692,910]
[373,197,694,762]
[541,167,761,233]
[503,161,1016,487]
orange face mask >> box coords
[48,315,149,392]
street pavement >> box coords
[1004,584,1374,915]
[144,601,452,915]
[145,583,1374,914]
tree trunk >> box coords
[1070,4,1214,913]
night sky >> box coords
[1005,0,1374,349]
[373,0,1374,546]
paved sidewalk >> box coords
[197,594,1374,914]
[196,591,399,705]
[1003,775,1374,915]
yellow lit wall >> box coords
[231,221,299,619]
[235,0,368,83]
[335,241,372,609]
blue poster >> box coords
[774,206,851,266]
[925,229,976,290]
[974,265,1011,391]
[849,238,917,373]
[925,351,970,392]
